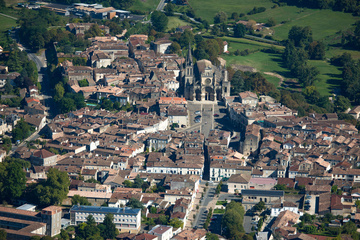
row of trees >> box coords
[276,0,360,14]
[222,201,249,240]
[282,26,325,87]
[230,70,275,96]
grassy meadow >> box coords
[167,16,189,31]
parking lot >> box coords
[304,194,317,215]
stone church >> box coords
[180,48,231,101]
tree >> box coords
[274,184,287,190]
[355,200,360,208]
[169,218,184,228]
[101,214,116,239]
[78,79,89,87]
[164,3,175,16]
[101,99,114,110]
[168,42,181,54]
[288,26,313,47]
[151,11,168,32]
[178,29,194,48]
[0,161,27,202]
[54,83,65,101]
[301,213,315,223]
[302,86,321,102]
[0,229,6,240]
[254,201,265,212]
[149,206,157,214]
[307,41,325,60]
[234,23,246,38]
[156,215,168,225]
[215,180,223,194]
[126,197,144,209]
[58,98,76,114]
[294,64,319,87]
[334,95,351,113]
[304,225,317,234]
[72,194,91,206]
[231,12,239,21]
[206,233,219,240]
[86,215,96,226]
[59,229,69,240]
[12,118,32,142]
[34,168,70,206]
[266,17,277,27]
[214,11,228,24]
[343,221,357,234]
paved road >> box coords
[0,13,18,20]
[9,131,40,155]
[193,184,216,228]
[201,104,214,137]
[156,0,166,11]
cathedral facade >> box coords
[180,48,231,101]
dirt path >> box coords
[264,72,285,87]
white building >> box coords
[149,225,173,240]
[70,206,141,233]
[270,201,303,217]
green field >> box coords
[222,50,290,87]
[243,6,358,40]
[310,60,342,96]
[188,0,274,23]
[130,0,159,13]
[167,16,189,31]
[0,15,17,32]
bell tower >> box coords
[184,44,194,99]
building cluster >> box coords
[0,85,48,142]
[35,2,132,19]
[57,34,187,109]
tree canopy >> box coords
[151,11,168,32]
[33,168,70,206]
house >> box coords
[30,149,58,166]
[148,225,173,240]
[152,40,173,54]
[227,174,251,194]
[271,200,302,217]
[271,210,300,231]
[242,124,261,156]
[239,91,258,107]
[248,177,277,190]
[24,114,47,130]
[172,229,207,240]
[135,233,158,240]
[349,106,360,119]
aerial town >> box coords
[1,0,360,239]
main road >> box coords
[193,184,217,228]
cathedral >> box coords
[180,47,231,101]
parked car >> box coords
[305,200,310,204]
[214,114,219,117]
[195,111,201,115]
[306,195,312,199]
